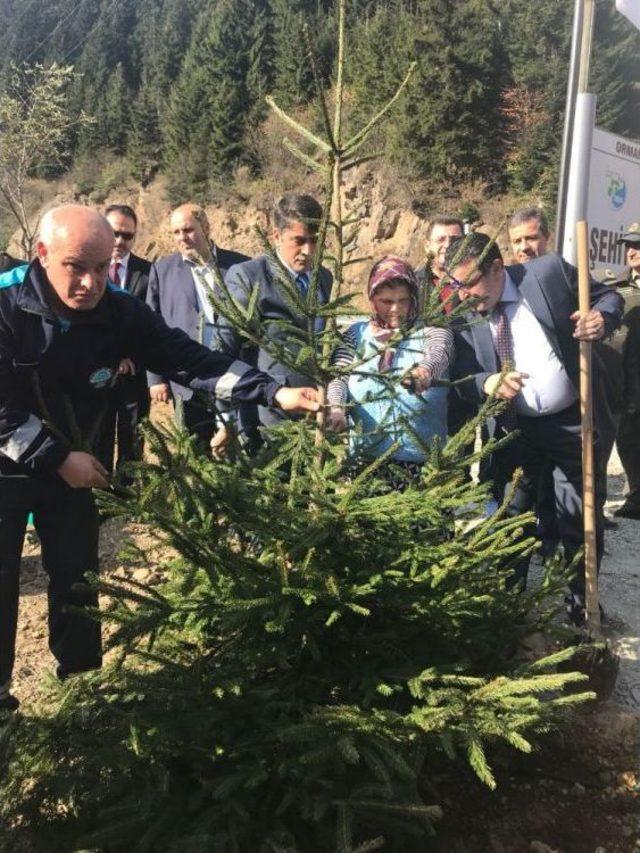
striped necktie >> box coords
[493,302,518,431]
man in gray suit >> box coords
[448,232,624,624]
[146,202,248,446]
[215,193,332,442]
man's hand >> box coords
[117,358,136,376]
[326,406,348,432]
[483,371,528,401]
[149,382,171,403]
[210,425,229,459]
[274,387,321,414]
[58,451,109,489]
[570,309,605,341]
[401,365,432,394]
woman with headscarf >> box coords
[327,256,453,473]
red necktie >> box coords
[493,303,518,431]
[110,262,121,286]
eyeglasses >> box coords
[443,270,484,291]
[113,230,135,241]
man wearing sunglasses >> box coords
[96,204,152,480]
[446,232,624,626]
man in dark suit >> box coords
[447,232,624,624]
[508,207,622,542]
[215,193,332,440]
[95,204,152,478]
[146,203,248,446]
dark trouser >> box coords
[174,395,217,450]
[617,411,640,508]
[96,374,150,478]
[486,405,605,596]
[0,487,102,686]
[536,378,620,543]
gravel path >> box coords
[601,448,640,713]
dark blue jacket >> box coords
[0,261,281,493]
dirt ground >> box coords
[7,448,640,853]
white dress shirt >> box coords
[490,272,577,417]
[187,245,218,348]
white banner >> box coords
[586,127,640,272]
[616,0,640,31]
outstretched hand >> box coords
[570,309,605,341]
[274,386,321,414]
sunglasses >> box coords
[113,230,135,240]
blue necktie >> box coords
[296,272,309,297]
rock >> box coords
[373,208,400,241]
[529,841,559,853]
[573,782,586,795]
[619,770,638,789]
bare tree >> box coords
[0,63,92,256]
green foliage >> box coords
[0,419,592,851]
[163,0,272,200]
[1,0,639,197]
[270,0,335,108]
[128,77,162,186]
[347,0,508,187]
[498,0,572,197]
[591,0,640,139]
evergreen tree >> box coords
[348,0,508,186]
[269,0,335,108]
[128,76,162,186]
[498,0,572,198]
[164,0,271,199]
[101,64,130,155]
[135,0,207,99]
[590,0,640,139]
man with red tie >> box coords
[96,204,152,479]
[448,232,624,624]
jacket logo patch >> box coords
[89,367,114,389]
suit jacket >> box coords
[123,252,151,300]
[146,247,248,400]
[216,254,333,425]
[452,253,624,414]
